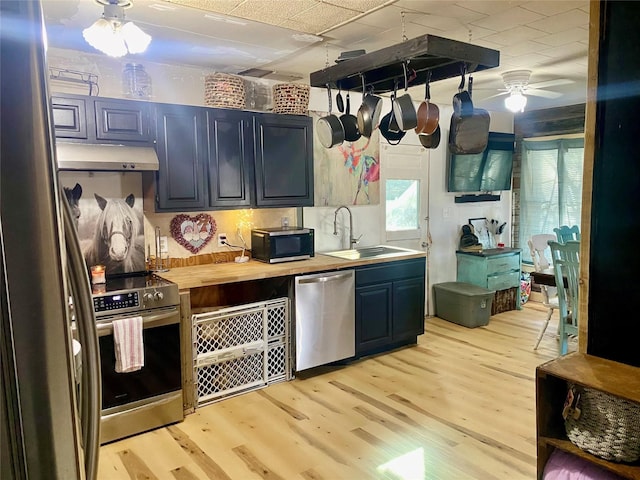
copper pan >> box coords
[415,73,439,135]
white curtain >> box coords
[520,138,584,263]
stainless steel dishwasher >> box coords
[294,270,355,371]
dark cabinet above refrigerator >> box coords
[310,34,500,93]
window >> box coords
[519,137,584,263]
[386,179,419,231]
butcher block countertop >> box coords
[157,250,426,290]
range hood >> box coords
[56,143,159,171]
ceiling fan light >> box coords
[83,1,151,57]
[121,21,151,54]
[83,18,127,57]
[505,91,527,113]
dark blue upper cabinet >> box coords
[253,113,314,207]
[206,109,253,208]
[154,103,207,211]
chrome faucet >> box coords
[333,205,360,249]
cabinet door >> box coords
[95,99,151,144]
[253,114,313,207]
[207,109,253,208]
[155,104,206,211]
[392,277,425,340]
[355,283,393,355]
[51,96,88,140]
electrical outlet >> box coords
[159,236,168,253]
[218,233,227,247]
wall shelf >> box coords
[309,34,500,93]
[454,194,501,203]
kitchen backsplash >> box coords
[59,171,297,263]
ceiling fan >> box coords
[487,70,574,112]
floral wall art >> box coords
[310,111,380,206]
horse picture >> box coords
[83,193,145,275]
[63,183,82,229]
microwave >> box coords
[251,227,314,263]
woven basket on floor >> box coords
[272,83,310,115]
[204,73,245,109]
[565,386,640,462]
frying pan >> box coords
[340,92,361,142]
[317,85,345,148]
[379,95,406,145]
[357,76,382,138]
[448,70,490,155]
[418,124,440,149]
[392,63,417,131]
[415,72,439,135]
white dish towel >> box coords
[112,316,144,373]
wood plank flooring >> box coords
[98,301,574,479]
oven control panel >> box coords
[93,292,140,313]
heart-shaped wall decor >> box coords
[170,214,216,254]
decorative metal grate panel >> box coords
[196,352,265,404]
[194,308,263,354]
[193,298,290,406]
[267,340,287,384]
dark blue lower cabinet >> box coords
[355,258,425,357]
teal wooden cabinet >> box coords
[456,248,522,311]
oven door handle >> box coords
[96,308,179,336]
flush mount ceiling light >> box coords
[83,0,151,58]
[502,70,531,113]
[505,89,528,112]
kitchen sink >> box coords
[321,245,420,260]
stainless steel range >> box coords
[92,274,183,444]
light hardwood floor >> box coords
[98,301,574,480]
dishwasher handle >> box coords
[297,271,353,285]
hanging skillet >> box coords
[415,71,439,135]
[418,124,441,149]
[379,83,406,146]
[317,85,345,148]
[392,62,417,131]
[449,68,489,155]
[357,75,382,138]
[340,92,361,142]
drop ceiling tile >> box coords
[352,5,407,28]
[229,0,318,25]
[499,40,549,57]
[320,0,390,13]
[325,20,384,46]
[163,0,243,15]
[289,3,364,34]
[410,13,471,32]
[538,42,588,62]
[522,1,588,16]
[471,6,544,31]
[395,0,488,23]
[527,9,589,34]
[506,52,552,67]
[459,1,525,16]
[535,27,587,47]
[482,25,544,46]
[443,26,501,45]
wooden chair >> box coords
[553,225,580,243]
[549,240,580,355]
[528,234,560,350]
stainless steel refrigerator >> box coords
[1,1,101,478]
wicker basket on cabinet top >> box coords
[204,73,246,109]
[272,83,310,115]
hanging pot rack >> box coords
[310,34,499,94]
